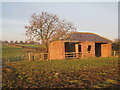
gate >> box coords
[27,52,48,61]
[65,52,82,59]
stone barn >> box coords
[48,32,112,60]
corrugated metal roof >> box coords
[64,32,112,42]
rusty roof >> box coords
[64,32,112,42]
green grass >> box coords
[16,44,43,48]
[2,57,119,88]
[2,45,26,59]
[1,44,46,62]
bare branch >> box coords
[25,12,76,52]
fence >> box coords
[65,52,82,59]
[112,51,120,56]
[2,55,26,63]
[27,52,48,61]
[3,50,118,63]
[3,53,49,63]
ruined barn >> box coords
[48,32,112,60]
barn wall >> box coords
[101,43,112,57]
[80,41,95,58]
[48,41,65,60]
[48,40,111,60]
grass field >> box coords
[2,45,26,58]
[2,45,26,62]
[1,44,47,62]
[16,44,45,48]
[16,44,39,48]
[2,57,119,88]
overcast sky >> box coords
[2,2,118,41]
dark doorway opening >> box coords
[65,42,81,59]
[95,43,101,57]
[65,42,76,58]
[65,42,75,52]
[78,45,81,52]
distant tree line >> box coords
[2,40,38,44]
[112,39,120,51]
[1,38,119,51]
[1,38,118,57]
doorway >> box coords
[95,43,101,57]
[65,42,75,52]
[78,45,81,52]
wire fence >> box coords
[2,50,119,63]
[2,55,26,63]
[112,51,120,56]
[2,52,49,63]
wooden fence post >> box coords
[28,52,31,61]
[113,51,116,56]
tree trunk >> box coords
[45,43,49,53]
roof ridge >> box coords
[65,32,112,42]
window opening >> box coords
[88,45,91,53]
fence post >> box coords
[28,52,31,61]
[32,55,34,61]
[34,54,36,61]
[41,53,44,60]
[7,59,9,63]
[75,44,79,58]
[113,51,116,56]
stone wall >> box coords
[80,41,95,58]
[48,40,112,60]
[49,41,65,60]
[101,43,112,57]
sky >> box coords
[1,2,118,41]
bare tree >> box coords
[112,39,120,51]
[25,41,28,44]
[15,41,18,44]
[29,41,35,44]
[19,41,24,44]
[25,12,76,52]
[10,40,14,44]
[3,40,9,44]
